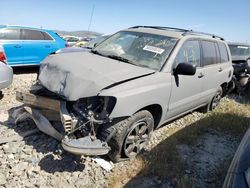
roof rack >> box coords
[129,26,191,32]
[183,30,224,41]
[129,26,224,41]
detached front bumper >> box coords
[15,91,110,156]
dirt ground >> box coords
[0,67,249,188]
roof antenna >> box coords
[87,5,95,37]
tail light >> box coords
[0,46,6,64]
[65,43,70,48]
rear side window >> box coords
[22,29,53,40]
[175,40,201,67]
[201,41,217,66]
[42,32,53,40]
[218,43,229,63]
[0,28,20,40]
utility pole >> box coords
[87,5,95,37]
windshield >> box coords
[229,45,250,56]
[93,31,178,70]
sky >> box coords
[1,0,250,42]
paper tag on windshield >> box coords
[143,45,165,54]
[238,46,249,49]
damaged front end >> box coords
[16,88,117,156]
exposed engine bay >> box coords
[15,86,117,156]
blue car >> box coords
[0,25,67,66]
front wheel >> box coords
[108,110,154,162]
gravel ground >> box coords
[176,130,239,187]
[0,70,245,188]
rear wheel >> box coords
[108,110,154,162]
[210,87,222,110]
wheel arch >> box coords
[220,82,228,97]
[137,104,163,129]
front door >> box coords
[167,40,204,119]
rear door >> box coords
[21,29,55,65]
[0,28,23,65]
[199,40,226,103]
[167,40,204,118]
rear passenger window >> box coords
[22,29,52,40]
[175,40,201,67]
[0,29,20,40]
[218,43,229,63]
[42,32,53,40]
[201,41,217,66]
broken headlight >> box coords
[64,96,116,138]
[68,96,116,122]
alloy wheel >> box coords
[124,120,150,158]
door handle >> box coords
[218,67,223,72]
[198,73,204,78]
[14,45,21,48]
[45,45,51,48]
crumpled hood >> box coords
[39,52,155,101]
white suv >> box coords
[17,26,233,162]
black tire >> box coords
[209,87,223,110]
[199,103,210,113]
[0,91,3,100]
[108,110,154,162]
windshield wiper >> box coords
[84,46,92,49]
[107,55,136,65]
[91,49,105,56]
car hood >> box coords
[39,52,155,101]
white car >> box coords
[0,46,13,96]
[62,36,80,47]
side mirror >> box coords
[174,62,196,76]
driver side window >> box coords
[175,40,201,67]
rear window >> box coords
[218,42,229,63]
[201,41,217,66]
[22,29,53,40]
[0,28,20,40]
